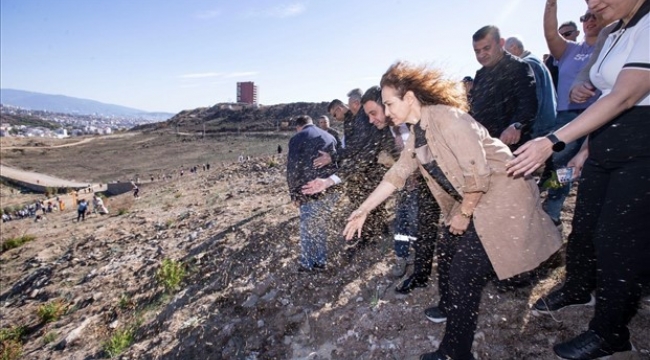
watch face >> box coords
[552,142,566,152]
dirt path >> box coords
[0,164,94,188]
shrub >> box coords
[42,331,57,345]
[117,208,128,216]
[102,327,134,358]
[37,300,66,324]
[0,326,25,360]
[157,259,186,293]
[1,235,36,253]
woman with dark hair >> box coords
[343,62,562,360]
[507,0,649,358]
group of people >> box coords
[285,0,649,359]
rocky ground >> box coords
[1,135,648,360]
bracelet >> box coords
[460,210,473,219]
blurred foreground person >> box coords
[343,62,561,360]
[508,0,650,358]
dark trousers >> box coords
[563,158,650,346]
[77,210,85,222]
[436,221,495,360]
[412,185,440,278]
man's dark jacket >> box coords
[471,51,538,141]
[334,110,385,181]
[287,124,338,204]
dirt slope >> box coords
[1,134,648,360]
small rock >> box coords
[257,320,264,328]
[242,294,259,308]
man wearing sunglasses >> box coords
[545,21,580,90]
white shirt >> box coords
[590,12,650,105]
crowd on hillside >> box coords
[285,1,649,359]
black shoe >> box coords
[533,289,595,315]
[395,274,428,294]
[553,330,632,359]
[424,306,447,323]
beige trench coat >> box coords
[384,105,562,280]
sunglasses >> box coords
[560,29,576,37]
[580,13,596,22]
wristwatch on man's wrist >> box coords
[546,133,566,152]
[512,122,523,130]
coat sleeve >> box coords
[382,129,419,190]
[436,109,492,194]
[336,114,383,180]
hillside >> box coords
[0,112,60,130]
[134,102,330,133]
[0,89,173,120]
[0,133,648,360]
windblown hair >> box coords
[380,61,469,112]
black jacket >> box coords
[287,124,338,204]
[335,110,385,181]
[471,51,538,141]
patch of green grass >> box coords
[0,326,25,360]
[102,327,134,358]
[118,294,134,310]
[42,331,57,345]
[116,208,129,216]
[0,326,25,343]
[165,219,174,228]
[37,300,66,324]
[1,235,36,253]
[157,259,186,293]
[0,339,22,360]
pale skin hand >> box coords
[567,139,589,179]
[343,181,397,240]
[570,82,597,104]
[448,214,471,235]
[499,125,522,145]
[302,178,334,195]
[343,209,369,240]
[313,151,332,169]
[449,192,482,235]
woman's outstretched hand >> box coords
[343,208,368,241]
[506,137,554,177]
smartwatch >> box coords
[546,133,566,152]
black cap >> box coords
[462,76,473,83]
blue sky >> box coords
[1,0,589,113]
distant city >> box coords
[0,104,163,138]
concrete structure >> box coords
[236,81,258,105]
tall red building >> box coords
[236,81,258,105]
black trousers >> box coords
[436,221,495,360]
[412,184,440,278]
[562,157,650,346]
[77,210,85,222]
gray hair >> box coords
[505,36,525,52]
[346,88,363,101]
